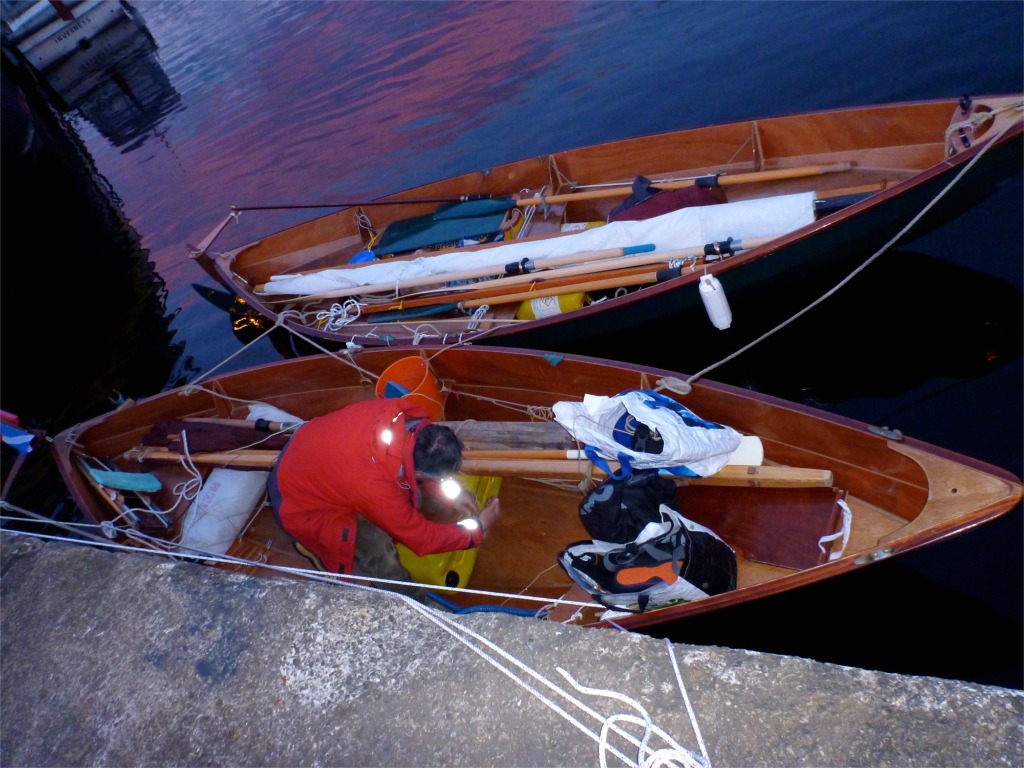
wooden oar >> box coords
[232,163,851,218]
[358,264,659,316]
[355,235,772,316]
[258,242,658,301]
[263,232,772,305]
[460,460,833,487]
[180,418,583,450]
[457,266,683,311]
[513,163,853,207]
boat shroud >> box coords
[188,94,1023,352]
[50,346,1023,632]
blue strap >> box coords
[584,446,633,479]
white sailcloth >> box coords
[259,192,816,296]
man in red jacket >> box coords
[267,397,501,598]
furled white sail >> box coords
[258,192,816,297]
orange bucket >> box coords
[375,356,445,421]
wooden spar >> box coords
[183,417,303,432]
[514,163,854,207]
[354,235,775,316]
[230,194,494,212]
[358,265,659,316]
[458,267,668,310]
[181,418,581,450]
[235,163,853,222]
[259,233,775,305]
[122,446,833,488]
[257,242,658,301]
[459,460,834,487]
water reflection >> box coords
[2,0,182,150]
[703,249,1023,404]
[0,58,189,435]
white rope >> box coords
[0,501,111,544]
[315,299,363,331]
[396,581,706,768]
[0,522,707,766]
[557,668,707,768]
[664,637,710,766]
[944,99,1023,147]
[99,431,203,530]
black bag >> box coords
[559,506,738,613]
[579,469,678,544]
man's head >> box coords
[413,424,464,479]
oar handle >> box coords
[183,417,303,432]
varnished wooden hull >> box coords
[50,346,1022,630]
[190,95,1023,352]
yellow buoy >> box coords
[396,474,501,588]
[515,292,589,320]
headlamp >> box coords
[440,477,461,499]
[457,517,480,532]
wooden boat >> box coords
[50,346,1022,631]
[189,94,1022,352]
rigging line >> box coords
[0,502,112,544]
[0,525,597,609]
[664,637,710,766]
[398,586,702,767]
[179,321,281,392]
[0,525,701,764]
[683,112,1020,389]
[176,382,297,414]
[555,668,706,768]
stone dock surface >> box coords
[2,533,1021,768]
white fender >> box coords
[699,274,732,330]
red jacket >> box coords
[275,398,479,574]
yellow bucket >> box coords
[397,474,502,589]
[375,356,444,421]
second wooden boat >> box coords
[50,346,1022,631]
[189,94,1023,352]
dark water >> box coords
[1,1,1021,688]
